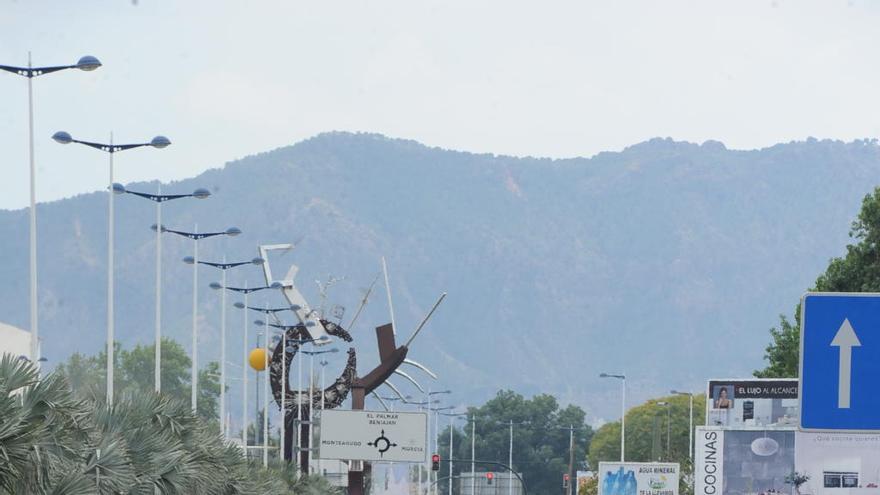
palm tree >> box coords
[0,353,340,494]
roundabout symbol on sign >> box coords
[368,430,398,457]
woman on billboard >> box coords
[714,387,732,409]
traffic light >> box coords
[486,472,494,485]
[563,473,570,488]
[431,454,440,471]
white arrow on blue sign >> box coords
[800,292,880,431]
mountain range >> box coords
[1,132,878,425]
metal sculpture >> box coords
[258,243,444,488]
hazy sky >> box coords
[1,0,878,209]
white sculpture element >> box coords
[258,243,330,343]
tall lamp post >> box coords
[656,401,671,461]
[161,225,241,411]
[188,256,263,436]
[302,347,339,473]
[454,414,477,495]
[228,282,282,449]
[251,305,298,465]
[426,400,454,495]
[671,390,694,461]
[319,358,330,475]
[53,130,170,405]
[113,183,211,393]
[600,373,627,462]
[426,390,451,495]
[1,54,101,369]
[441,412,469,495]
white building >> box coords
[0,322,32,360]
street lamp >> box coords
[440,411,469,495]
[18,355,48,363]
[252,305,297,466]
[600,373,627,462]
[200,257,265,437]
[160,224,240,412]
[671,390,695,461]
[454,413,478,495]
[319,358,330,475]
[302,347,339,471]
[114,183,211,394]
[253,317,272,467]
[656,401,671,461]
[228,283,282,450]
[53,131,170,405]
[424,397,455,495]
[255,305,314,463]
[1,54,101,370]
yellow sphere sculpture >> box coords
[249,348,268,371]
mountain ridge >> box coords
[1,131,877,426]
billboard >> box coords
[598,462,679,495]
[695,427,795,495]
[795,431,880,495]
[318,410,427,463]
[706,379,799,428]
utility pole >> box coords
[567,426,575,495]
[471,416,476,495]
[509,420,513,495]
[449,416,454,495]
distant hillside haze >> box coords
[1,132,878,423]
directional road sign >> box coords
[318,409,427,462]
[800,292,880,431]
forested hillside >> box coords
[1,132,877,422]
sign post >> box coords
[800,292,880,431]
[319,409,428,463]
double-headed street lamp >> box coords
[114,183,211,394]
[252,305,297,467]
[600,373,627,462]
[671,390,695,461]
[183,256,263,435]
[452,413,478,495]
[254,313,320,468]
[224,282,281,447]
[302,346,339,471]
[439,411,469,495]
[159,224,240,411]
[423,392,453,495]
[1,54,101,369]
[53,131,170,405]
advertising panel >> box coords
[695,426,795,495]
[598,462,679,495]
[795,431,880,495]
[706,379,799,428]
[318,410,427,463]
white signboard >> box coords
[318,409,428,463]
[598,462,679,495]
[695,426,795,495]
[795,431,880,495]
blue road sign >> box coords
[800,292,880,431]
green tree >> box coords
[756,188,880,377]
[579,474,598,495]
[437,390,592,495]
[589,393,705,493]
[55,338,222,420]
[754,314,800,378]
